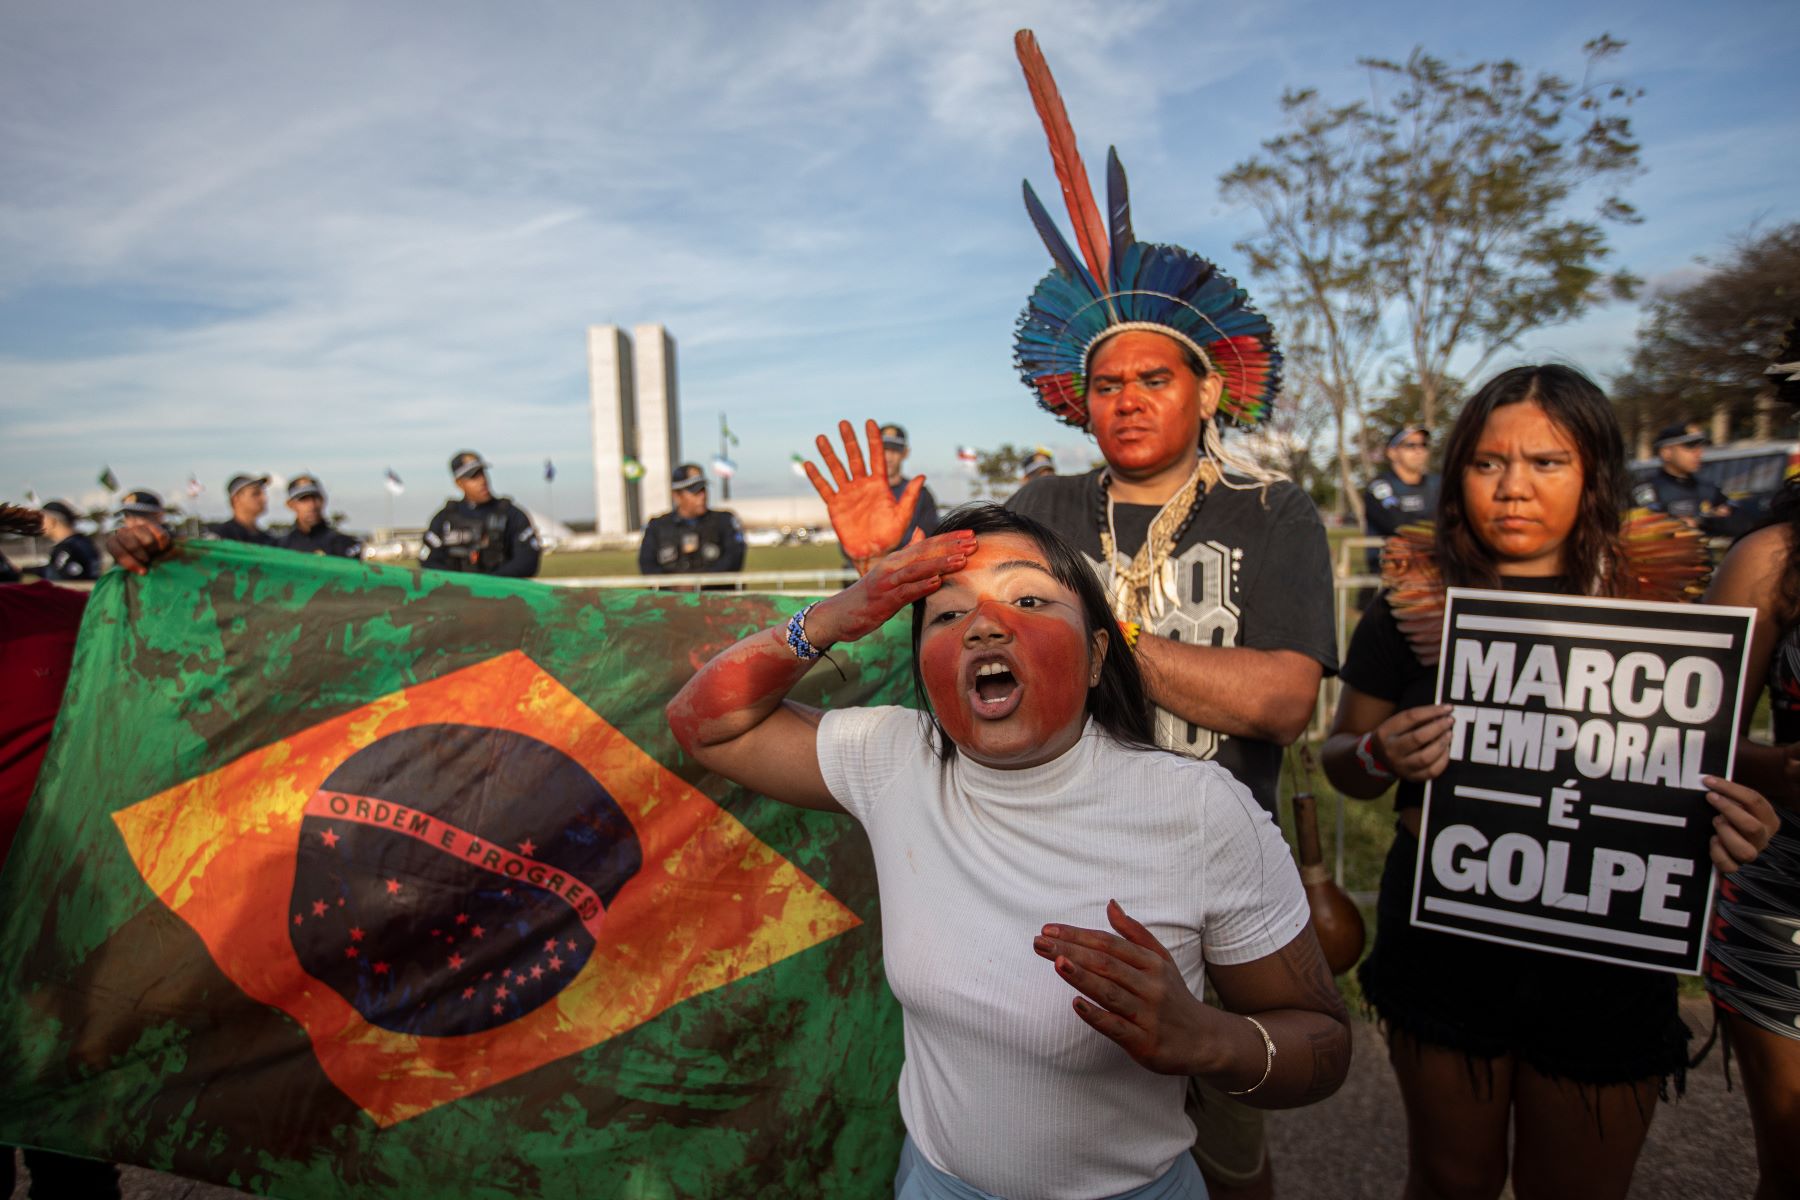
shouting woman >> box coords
[669,505,1350,1200]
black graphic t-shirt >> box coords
[1008,469,1338,815]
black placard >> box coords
[1412,589,1754,974]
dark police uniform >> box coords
[280,523,363,559]
[638,509,746,574]
[1362,470,1440,539]
[208,518,275,546]
[421,498,540,577]
[39,534,101,581]
[278,474,363,559]
[1632,469,1732,530]
[897,480,940,544]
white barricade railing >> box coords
[541,568,858,593]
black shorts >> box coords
[1359,823,1689,1089]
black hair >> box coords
[1436,364,1630,596]
[908,503,1156,761]
[1768,475,1800,625]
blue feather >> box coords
[1023,181,1098,296]
[1106,148,1133,288]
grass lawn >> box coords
[539,541,852,579]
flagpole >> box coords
[719,413,732,502]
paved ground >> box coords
[8,1001,1755,1199]
[1263,999,1757,1198]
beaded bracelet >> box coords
[1227,1015,1277,1096]
[785,602,824,661]
[1355,731,1396,781]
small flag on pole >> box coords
[956,446,979,464]
[790,454,809,478]
[99,466,119,492]
[711,456,737,479]
[384,469,405,496]
[544,459,556,483]
[23,486,40,506]
[186,475,204,499]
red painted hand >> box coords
[803,419,926,570]
[1032,900,1224,1077]
[807,531,976,646]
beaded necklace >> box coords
[1095,458,1216,629]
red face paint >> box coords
[1087,331,1209,477]
[917,535,1095,769]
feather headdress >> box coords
[1382,511,1713,666]
[1011,31,1281,430]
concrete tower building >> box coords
[588,323,681,535]
[587,325,637,536]
[632,324,681,522]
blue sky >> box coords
[3,0,1796,528]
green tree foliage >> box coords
[974,444,1036,498]
[1613,222,1800,448]
[1363,37,1643,429]
[1223,93,1388,525]
[1224,35,1644,496]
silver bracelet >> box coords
[1227,1015,1277,1096]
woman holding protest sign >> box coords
[1322,364,1777,1200]
[1702,469,1800,1200]
[668,501,1351,1200]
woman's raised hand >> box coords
[1374,704,1455,783]
[804,419,926,569]
[807,530,976,646]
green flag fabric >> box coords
[0,542,910,1198]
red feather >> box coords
[1015,31,1110,296]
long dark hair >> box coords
[1436,364,1630,596]
[1771,475,1800,624]
[908,504,1156,762]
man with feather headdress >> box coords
[803,33,1339,1199]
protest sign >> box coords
[1412,588,1754,974]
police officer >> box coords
[1632,420,1735,534]
[115,489,166,532]
[879,424,939,543]
[638,464,746,579]
[210,474,275,545]
[34,501,101,581]
[421,451,540,577]
[1363,425,1440,540]
[278,474,363,559]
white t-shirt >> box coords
[816,706,1309,1200]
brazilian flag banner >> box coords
[0,542,908,1198]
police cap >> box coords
[450,451,492,480]
[116,489,164,517]
[287,474,326,502]
[671,463,707,492]
[1653,422,1709,450]
[226,473,271,498]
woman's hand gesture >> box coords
[1374,704,1455,783]
[807,530,975,646]
[804,419,926,569]
[1032,900,1219,1077]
